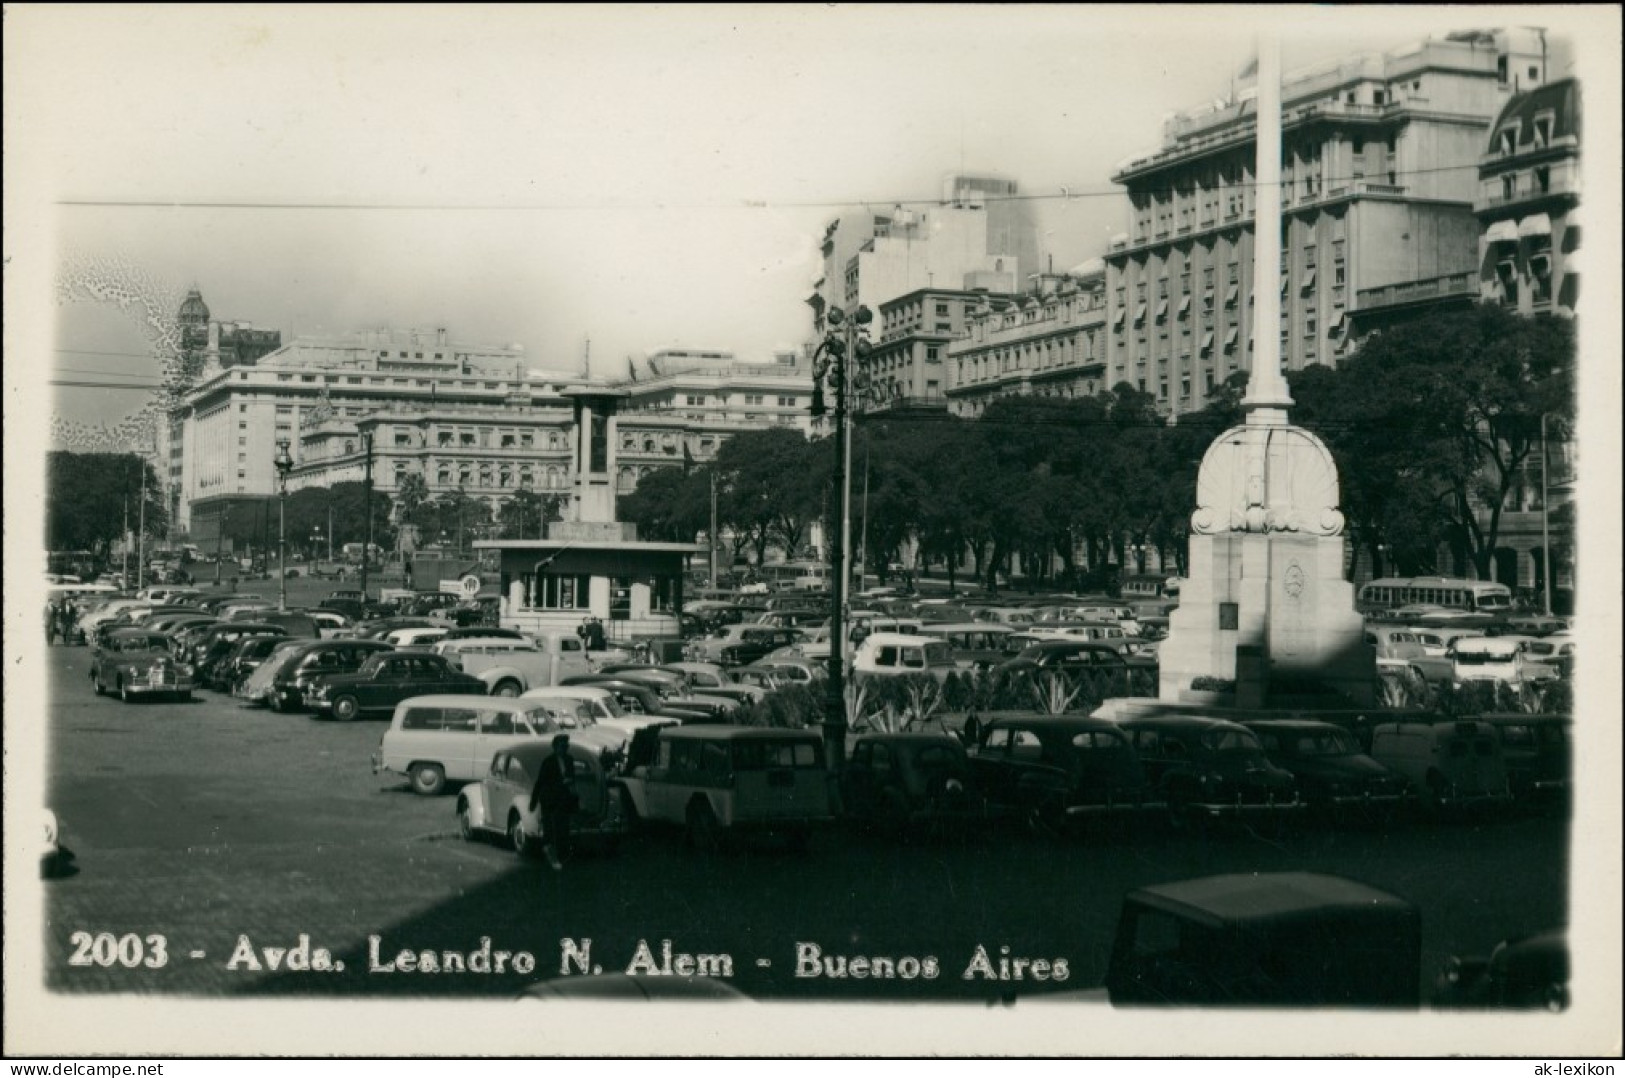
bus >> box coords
[1356,577,1514,617]
[762,561,830,594]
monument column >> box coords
[1155,34,1375,707]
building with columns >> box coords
[1105,28,1551,417]
[946,261,1109,418]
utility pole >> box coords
[136,465,147,592]
[359,432,374,601]
[709,469,719,587]
[810,303,871,775]
[859,437,871,594]
[1540,413,1552,616]
[328,503,335,563]
[122,496,131,591]
[215,504,230,585]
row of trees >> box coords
[619,306,1575,588]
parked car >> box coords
[1518,632,1575,679]
[308,609,354,638]
[384,625,452,650]
[1116,714,1301,828]
[684,624,803,665]
[637,726,834,852]
[842,733,986,836]
[992,640,1147,685]
[1242,719,1412,820]
[745,658,824,687]
[850,632,961,685]
[913,623,1018,673]
[305,651,486,721]
[518,684,632,727]
[434,633,593,697]
[1365,626,1456,686]
[351,617,441,641]
[263,638,396,711]
[1448,636,1557,686]
[1475,713,1571,805]
[1367,719,1513,812]
[193,623,289,686]
[1103,873,1421,1007]
[656,662,768,707]
[90,628,195,703]
[214,633,300,693]
[376,695,615,796]
[966,714,1153,833]
[1434,929,1569,1011]
[558,676,727,723]
[454,734,631,854]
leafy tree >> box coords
[619,465,711,542]
[715,427,819,565]
[496,489,564,540]
[46,452,165,557]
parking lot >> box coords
[35,633,1575,1004]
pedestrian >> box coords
[45,600,58,646]
[585,616,606,652]
[529,734,578,870]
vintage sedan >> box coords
[1476,713,1571,804]
[1434,929,1569,1011]
[966,714,1154,833]
[1243,720,1412,820]
[91,628,195,702]
[842,733,986,836]
[304,651,486,720]
[455,730,630,855]
[1117,714,1301,828]
[192,623,289,685]
[657,662,768,707]
[264,638,397,711]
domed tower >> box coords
[177,287,211,352]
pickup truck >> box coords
[433,631,596,697]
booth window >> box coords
[534,573,590,610]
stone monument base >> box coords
[1158,531,1375,707]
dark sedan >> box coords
[842,733,986,836]
[1117,714,1301,829]
[966,714,1154,834]
[90,629,195,703]
[557,675,726,723]
[193,623,289,687]
[265,638,397,712]
[1243,719,1412,821]
[303,651,486,721]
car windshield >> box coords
[732,740,821,770]
[1202,728,1264,753]
[1290,730,1360,756]
[1454,650,1511,665]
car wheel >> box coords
[457,801,475,841]
[686,799,722,853]
[120,679,133,704]
[508,810,536,857]
[93,671,106,696]
[491,678,522,698]
[331,695,361,722]
[409,763,446,797]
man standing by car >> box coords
[529,734,577,870]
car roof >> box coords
[1241,719,1350,734]
[917,622,1013,634]
[524,685,616,700]
[985,714,1125,732]
[1117,713,1250,732]
[853,732,967,746]
[496,728,626,758]
[659,726,822,741]
[1128,873,1415,928]
[395,694,526,711]
[860,632,946,647]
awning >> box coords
[1113,307,1126,327]
[1484,219,1520,244]
[1225,285,1239,305]
[1134,302,1148,323]
[1201,330,1214,351]
[1518,213,1552,238]
[1280,276,1290,295]
[1224,328,1239,347]
[1300,269,1316,291]
[1155,299,1168,319]
[1329,313,1346,335]
[1178,296,1191,315]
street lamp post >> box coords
[274,439,293,611]
[810,303,873,775]
[215,504,231,585]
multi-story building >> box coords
[615,347,816,493]
[175,326,560,541]
[1475,77,1579,316]
[1106,28,1550,416]
[1471,76,1580,600]
[945,262,1109,418]
[806,172,1040,331]
[863,287,984,414]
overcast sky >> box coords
[6,4,1611,440]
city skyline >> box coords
[22,6,1600,444]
